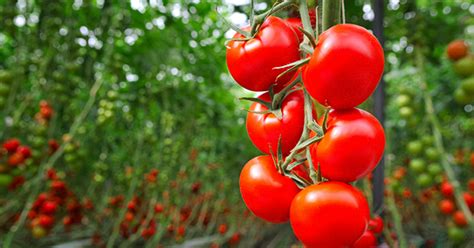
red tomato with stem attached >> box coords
[303,24,384,109]
[311,108,385,182]
[226,16,300,91]
[290,182,370,248]
[352,230,377,248]
[239,155,300,223]
[246,90,306,155]
[286,9,317,42]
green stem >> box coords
[299,0,314,38]
[250,0,297,36]
[415,48,474,231]
[322,0,340,31]
[386,193,407,248]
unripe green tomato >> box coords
[407,140,423,155]
[454,88,473,105]
[34,124,48,135]
[453,56,474,77]
[64,143,75,153]
[461,77,474,94]
[399,106,414,118]
[31,226,47,239]
[107,90,119,100]
[0,174,13,186]
[421,136,434,146]
[409,158,426,173]
[390,180,402,193]
[448,227,465,243]
[31,137,46,148]
[395,94,411,107]
[425,147,440,161]
[416,173,432,187]
[0,70,13,83]
[427,163,442,176]
[435,175,444,184]
[461,119,474,135]
[0,83,9,95]
[64,153,77,163]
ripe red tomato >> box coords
[303,24,384,109]
[453,211,468,227]
[8,152,25,166]
[240,155,300,223]
[463,192,474,208]
[226,16,300,91]
[3,138,20,153]
[447,40,469,61]
[290,182,370,247]
[17,146,32,159]
[368,216,384,234]
[38,215,55,229]
[40,201,58,215]
[311,108,385,182]
[440,182,454,198]
[352,230,377,248]
[439,199,455,214]
[246,90,306,155]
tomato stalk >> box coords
[322,0,341,31]
[250,0,297,36]
[414,48,474,231]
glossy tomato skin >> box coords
[246,90,306,155]
[311,108,385,182]
[290,182,370,248]
[226,16,300,91]
[303,24,384,109]
[239,156,300,223]
[352,230,377,248]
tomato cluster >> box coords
[27,169,87,238]
[226,5,385,247]
[446,39,474,105]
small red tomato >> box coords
[447,40,469,61]
[453,211,468,227]
[440,182,454,198]
[3,139,20,153]
[239,156,300,223]
[438,199,455,215]
[352,230,377,248]
[8,152,25,166]
[290,182,370,247]
[191,182,201,194]
[154,203,164,214]
[468,179,474,192]
[229,232,241,245]
[38,215,54,229]
[17,146,32,159]
[40,201,58,215]
[311,108,385,182]
[226,16,300,91]
[246,90,306,155]
[177,225,186,236]
[368,216,384,234]
[303,24,384,109]
[463,192,474,208]
[218,224,228,235]
[124,211,134,222]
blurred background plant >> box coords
[0,0,472,247]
